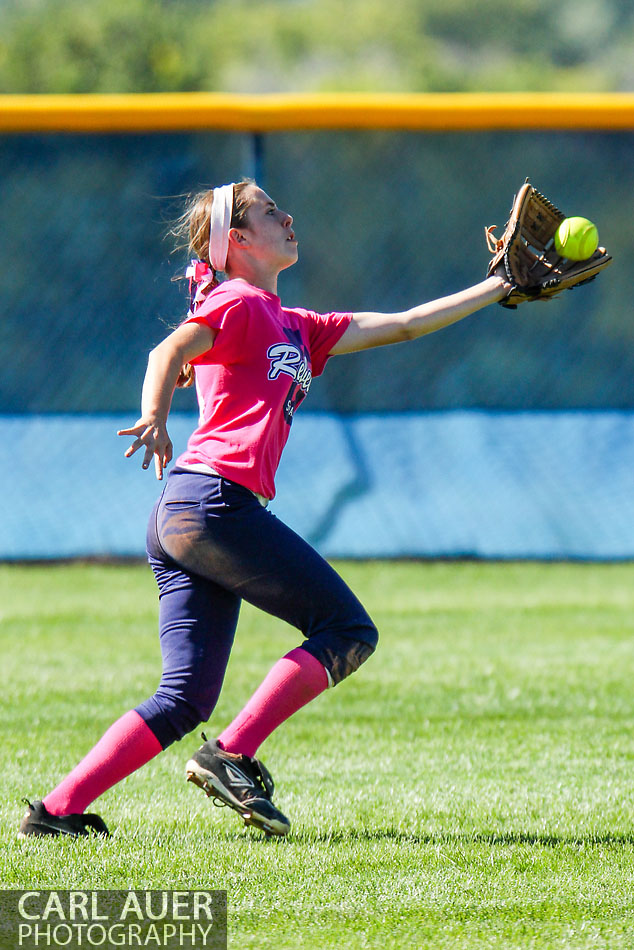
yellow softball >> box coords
[554,217,599,261]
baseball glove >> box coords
[486,180,612,309]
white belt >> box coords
[176,462,270,508]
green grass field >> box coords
[2,560,634,949]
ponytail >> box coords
[176,363,195,389]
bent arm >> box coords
[139,321,216,422]
[117,320,216,479]
[329,275,510,355]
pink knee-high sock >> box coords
[218,647,329,758]
[43,710,162,816]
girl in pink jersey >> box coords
[20,180,511,838]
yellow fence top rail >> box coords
[1,92,634,133]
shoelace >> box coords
[199,732,273,801]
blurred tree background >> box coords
[0,0,632,94]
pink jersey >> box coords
[176,279,352,499]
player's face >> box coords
[237,186,298,270]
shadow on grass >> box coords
[13,828,634,852]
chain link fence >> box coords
[2,127,633,557]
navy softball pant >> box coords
[136,468,378,749]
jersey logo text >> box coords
[267,343,312,394]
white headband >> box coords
[208,183,236,272]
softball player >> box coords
[20,180,511,838]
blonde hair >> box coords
[171,179,256,388]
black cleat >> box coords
[18,799,110,839]
[185,736,290,836]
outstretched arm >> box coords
[329,275,510,355]
[117,320,216,479]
